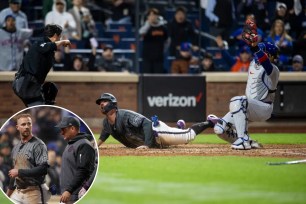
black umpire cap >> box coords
[55,116,80,129]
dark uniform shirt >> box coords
[19,36,57,84]
[10,136,48,188]
[99,109,158,148]
[60,133,95,201]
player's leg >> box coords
[228,96,251,150]
[152,117,214,146]
[209,113,238,143]
[246,98,273,148]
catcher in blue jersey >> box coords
[96,93,218,149]
[212,19,280,150]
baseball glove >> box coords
[241,19,258,45]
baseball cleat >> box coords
[207,114,220,125]
[176,119,186,129]
[231,137,251,150]
[250,139,263,149]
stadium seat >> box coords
[28,20,44,29]
[109,23,133,32]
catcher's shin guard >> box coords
[229,96,248,139]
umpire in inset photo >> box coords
[55,116,96,203]
[6,113,51,203]
[12,24,71,107]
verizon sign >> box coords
[141,75,206,122]
[147,93,203,107]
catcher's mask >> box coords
[96,93,117,114]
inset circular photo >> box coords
[0,105,98,204]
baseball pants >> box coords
[10,184,51,204]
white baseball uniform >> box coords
[214,48,280,142]
[153,121,196,146]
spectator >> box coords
[45,0,78,40]
[216,37,252,72]
[200,52,221,72]
[68,0,96,47]
[167,6,198,56]
[139,8,168,73]
[0,0,28,29]
[105,0,133,29]
[171,42,198,73]
[293,31,306,66]
[0,15,34,71]
[266,19,293,65]
[205,0,235,46]
[53,49,70,71]
[287,55,305,71]
[272,2,291,31]
[43,0,73,17]
[95,44,131,72]
[229,13,264,47]
[236,0,270,32]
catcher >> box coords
[212,19,280,150]
[96,93,218,149]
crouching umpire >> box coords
[6,114,51,203]
[55,116,96,203]
[12,24,71,107]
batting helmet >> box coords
[96,93,117,105]
[258,42,279,58]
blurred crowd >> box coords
[0,0,305,73]
[0,106,94,194]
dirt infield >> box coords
[100,144,306,158]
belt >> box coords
[16,185,39,190]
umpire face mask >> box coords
[100,100,117,114]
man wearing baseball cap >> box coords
[288,55,305,72]
[0,0,28,29]
[55,116,96,203]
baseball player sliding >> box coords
[212,19,280,150]
[96,93,218,149]
[6,114,51,203]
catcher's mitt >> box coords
[241,19,258,45]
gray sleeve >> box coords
[34,143,48,166]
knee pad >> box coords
[213,119,228,134]
[229,96,248,115]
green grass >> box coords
[1,133,306,204]
[83,156,306,204]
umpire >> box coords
[7,114,51,203]
[12,24,71,107]
[55,116,96,203]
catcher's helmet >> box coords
[258,42,279,58]
[96,93,117,105]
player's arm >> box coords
[242,19,274,75]
[17,163,48,177]
[251,45,274,75]
[98,129,110,147]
